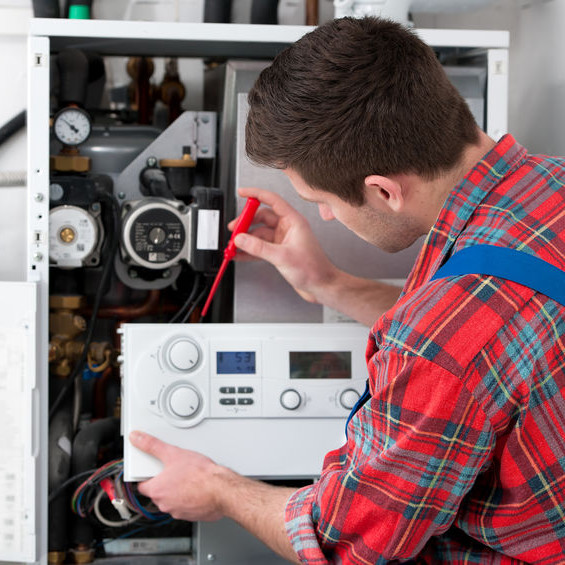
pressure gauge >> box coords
[52,106,92,146]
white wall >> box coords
[415,0,565,155]
[0,2,32,282]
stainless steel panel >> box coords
[234,95,422,323]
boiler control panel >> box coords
[120,323,369,480]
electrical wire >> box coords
[168,273,203,323]
[71,459,168,526]
[182,282,211,324]
[49,191,120,421]
[72,459,124,517]
[87,350,112,373]
[48,468,97,503]
[98,516,174,548]
[93,489,142,528]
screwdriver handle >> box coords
[200,197,260,319]
[224,197,260,261]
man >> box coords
[130,17,565,563]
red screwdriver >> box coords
[200,197,261,319]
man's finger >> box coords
[136,477,153,498]
[237,187,298,217]
[228,208,280,232]
[130,431,170,462]
[234,233,281,264]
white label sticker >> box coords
[197,209,220,250]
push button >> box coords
[237,398,254,405]
[220,387,236,394]
[237,387,254,394]
[220,398,236,405]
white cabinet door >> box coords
[0,282,41,563]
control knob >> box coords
[167,385,201,418]
[166,338,200,372]
[280,389,302,411]
[339,388,361,410]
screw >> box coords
[162,269,171,279]
[128,268,138,279]
[34,193,44,202]
[33,252,43,261]
[146,156,158,168]
[91,203,101,212]
[201,147,209,154]
[201,115,209,124]
[206,554,216,562]
[118,192,126,199]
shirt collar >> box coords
[403,134,528,294]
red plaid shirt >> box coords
[285,135,565,564]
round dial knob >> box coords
[167,339,200,372]
[168,385,200,418]
[339,388,361,410]
[280,389,302,411]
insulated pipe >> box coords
[56,49,90,107]
[0,110,26,148]
[32,0,60,17]
[251,0,279,24]
[48,394,73,558]
[204,0,232,23]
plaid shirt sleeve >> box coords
[285,348,495,563]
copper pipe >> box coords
[306,0,318,26]
[92,289,161,320]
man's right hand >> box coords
[230,187,402,327]
[229,187,339,305]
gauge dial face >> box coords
[53,107,92,146]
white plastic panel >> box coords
[487,48,509,140]
[0,282,38,563]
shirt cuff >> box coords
[285,484,329,564]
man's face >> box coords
[284,169,424,253]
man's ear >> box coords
[364,175,404,212]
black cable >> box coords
[49,192,120,421]
[0,110,26,148]
[48,468,96,503]
[169,273,203,323]
[182,282,211,324]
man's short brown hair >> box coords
[245,17,480,205]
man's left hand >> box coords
[129,431,225,522]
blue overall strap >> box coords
[431,244,565,306]
[345,245,565,437]
[345,380,370,438]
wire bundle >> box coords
[71,459,167,528]
[169,273,212,324]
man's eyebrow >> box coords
[296,192,320,204]
[299,195,317,203]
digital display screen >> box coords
[216,351,256,374]
[289,351,351,379]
